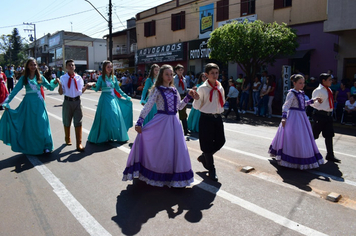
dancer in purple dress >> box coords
[123,64,200,187]
[269,74,324,170]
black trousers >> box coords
[312,112,335,157]
[312,113,334,139]
[225,97,240,120]
[199,113,225,154]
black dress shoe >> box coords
[209,168,218,181]
[197,154,208,170]
[326,156,341,163]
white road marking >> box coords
[115,144,327,235]
[26,155,111,236]
[191,180,328,236]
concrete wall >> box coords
[324,0,356,32]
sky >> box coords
[0,0,170,42]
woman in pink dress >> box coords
[0,66,9,110]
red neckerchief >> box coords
[178,75,185,90]
[67,73,78,91]
[208,80,224,107]
[322,84,334,109]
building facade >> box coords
[135,0,338,78]
[30,31,107,73]
[324,0,356,83]
[106,18,137,73]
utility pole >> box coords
[108,0,113,62]
[84,0,113,61]
[23,22,37,59]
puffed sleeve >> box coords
[192,86,205,110]
[136,87,159,126]
[177,89,192,110]
[281,91,295,119]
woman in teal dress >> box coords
[88,60,132,143]
[140,64,159,126]
[187,73,207,133]
[0,58,59,155]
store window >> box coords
[274,0,292,9]
[171,11,185,31]
[217,0,229,22]
[144,20,156,37]
[241,0,256,16]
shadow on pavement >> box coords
[112,177,221,235]
[56,141,115,163]
[269,159,332,192]
[0,153,33,173]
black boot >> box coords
[182,119,189,135]
[204,153,218,181]
[325,137,340,163]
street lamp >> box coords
[23,22,36,59]
[84,0,113,61]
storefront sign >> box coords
[218,14,257,27]
[282,65,291,103]
[136,43,185,64]
[189,39,211,60]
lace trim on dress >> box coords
[268,146,324,170]
[122,162,194,188]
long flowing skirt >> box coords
[0,93,53,155]
[187,107,200,133]
[123,113,194,187]
[268,109,324,170]
[143,104,157,126]
[88,93,130,143]
[117,97,133,130]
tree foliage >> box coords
[0,28,28,67]
[208,20,298,80]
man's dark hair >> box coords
[319,73,331,82]
[66,59,74,66]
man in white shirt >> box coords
[311,73,339,163]
[58,59,93,151]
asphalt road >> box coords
[0,88,355,236]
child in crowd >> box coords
[140,64,159,125]
[88,60,132,143]
[269,74,324,169]
[193,63,225,181]
[0,58,59,155]
[174,64,189,135]
[252,75,261,115]
[123,64,199,187]
[224,79,240,121]
[187,73,207,132]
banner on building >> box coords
[199,3,214,39]
[282,65,291,103]
[189,39,211,60]
[136,43,185,64]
